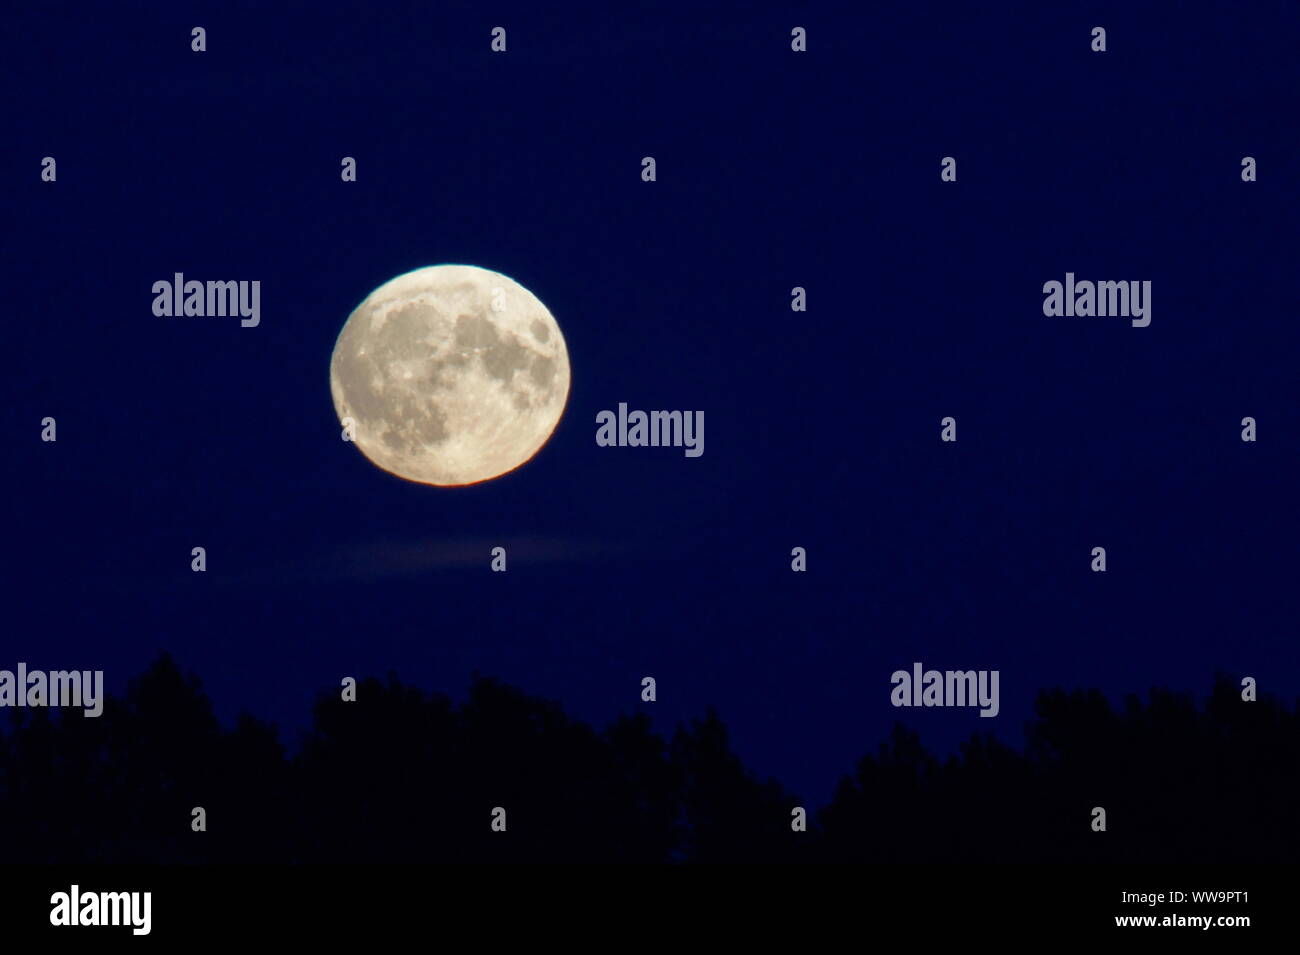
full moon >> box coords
[330,265,571,486]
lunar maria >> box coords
[330,265,570,487]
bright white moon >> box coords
[330,265,570,486]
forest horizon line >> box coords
[0,654,1291,865]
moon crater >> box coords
[330,265,570,486]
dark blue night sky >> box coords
[7,1,1298,807]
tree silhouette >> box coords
[0,657,1292,864]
